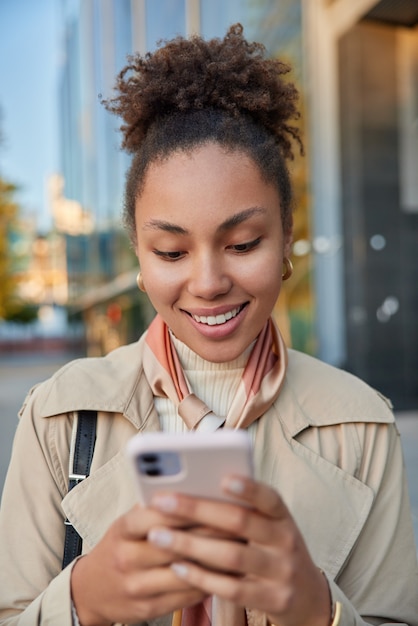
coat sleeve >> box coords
[0,384,76,626]
[324,421,418,625]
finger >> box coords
[102,583,206,625]
[122,565,202,597]
[185,525,244,541]
[72,548,207,626]
[150,489,289,545]
[111,535,178,570]
[133,587,208,625]
[148,526,272,577]
[170,560,290,614]
[117,503,194,540]
[171,559,332,625]
[222,476,290,520]
[101,514,197,572]
[118,567,209,622]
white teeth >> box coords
[192,307,241,326]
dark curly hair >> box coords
[103,24,303,242]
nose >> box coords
[187,254,232,300]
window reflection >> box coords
[200,0,256,40]
[146,0,185,50]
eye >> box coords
[229,237,262,253]
[153,249,185,261]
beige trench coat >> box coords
[0,336,417,626]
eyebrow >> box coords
[142,220,188,235]
[218,207,266,231]
[142,207,266,235]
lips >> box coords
[189,304,246,326]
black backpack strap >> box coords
[62,410,97,569]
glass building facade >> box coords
[59,0,304,232]
[58,0,418,407]
[58,0,309,355]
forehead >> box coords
[136,143,280,217]
[134,144,283,245]
[146,143,258,182]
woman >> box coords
[0,24,417,626]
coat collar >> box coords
[36,339,151,429]
[35,336,394,436]
[282,348,394,437]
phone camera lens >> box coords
[145,467,162,476]
[141,453,158,464]
[136,450,181,477]
[137,452,162,476]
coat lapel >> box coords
[254,405,374,580]
[62,450,137,550]
[283,437,373,578]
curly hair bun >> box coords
[104,23,301,159]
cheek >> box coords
[141,263,181,305]
[241,251,282,291]
[256,273,282,307]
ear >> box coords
[283,228,293,258]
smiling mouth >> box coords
[188,304,247,326]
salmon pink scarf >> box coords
[142,314,288,625]
[143,314,287,431]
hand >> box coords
[147,477,331,626]
[70,503,206,626]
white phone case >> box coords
[126,430,253,506]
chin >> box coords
[193,342,248,364]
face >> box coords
[135,142,292,363]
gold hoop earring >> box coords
[282,257,293,281]
[136,271,146,292]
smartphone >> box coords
[126,430,253,506]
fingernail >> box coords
[171,563,189,578]
[224,477,245,494]
[151,494,178,512]
[148,528,173,547]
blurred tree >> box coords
[0,177,37,323]
[0,177,19,318]
[0,109,38,323]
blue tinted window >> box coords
[146,0,185,50]
[200,0,302,66]
[200,0,257,41]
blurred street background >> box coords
[0,0,417,545]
